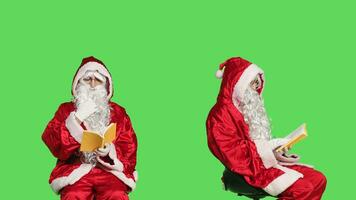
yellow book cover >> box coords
[80,123,117,152]
[275,123,308,153]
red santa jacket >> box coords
[42,101,138,193]
[206,57,303,196]
[42,56,137,193]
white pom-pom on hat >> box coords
[215,69,224,79]
[215,62,226,79]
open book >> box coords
[80,123,117,152]
[275,123,308,153]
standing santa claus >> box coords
[42,56,138,200]
[206,57,327,199]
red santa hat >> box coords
[71,56,113,100]
[216,57,265,104]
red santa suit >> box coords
[42,56,138,199]
[206,57,326,199]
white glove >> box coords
[96,143,111,157]
[268,138,289,150]
[274,151,300,163]
[74,99,98,122]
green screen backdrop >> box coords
[1,1,354,199]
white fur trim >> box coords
[50,164,93,193]
[253,139,278,168]
[72,61,113,100]
[110,170,137,190]
[133,171,138,181]
[263,165,303,196]
[279,162,314,168]
[215,69,224,79]
[65,112,84,143]
[233,64,264,103]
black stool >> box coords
[222,168,270,200]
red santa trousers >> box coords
[60,167,129,200]
[278,165,327,200]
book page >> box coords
[285,123,306,140]
[80,131,103,152]
[103,123,116,146]
[275,123,307,152]
[79,123,117,152]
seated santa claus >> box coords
[206,57,327,200]
[42,56,138,200]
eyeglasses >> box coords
[250,77,261,90]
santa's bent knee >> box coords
[295,181,314,197]
[112,191,129,200]
[97,191,129,200]
[60,191,92,200]
[314,170,327,190]
[279,179,314,198]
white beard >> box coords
[74,82,111,134]
[238,86,272,140]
